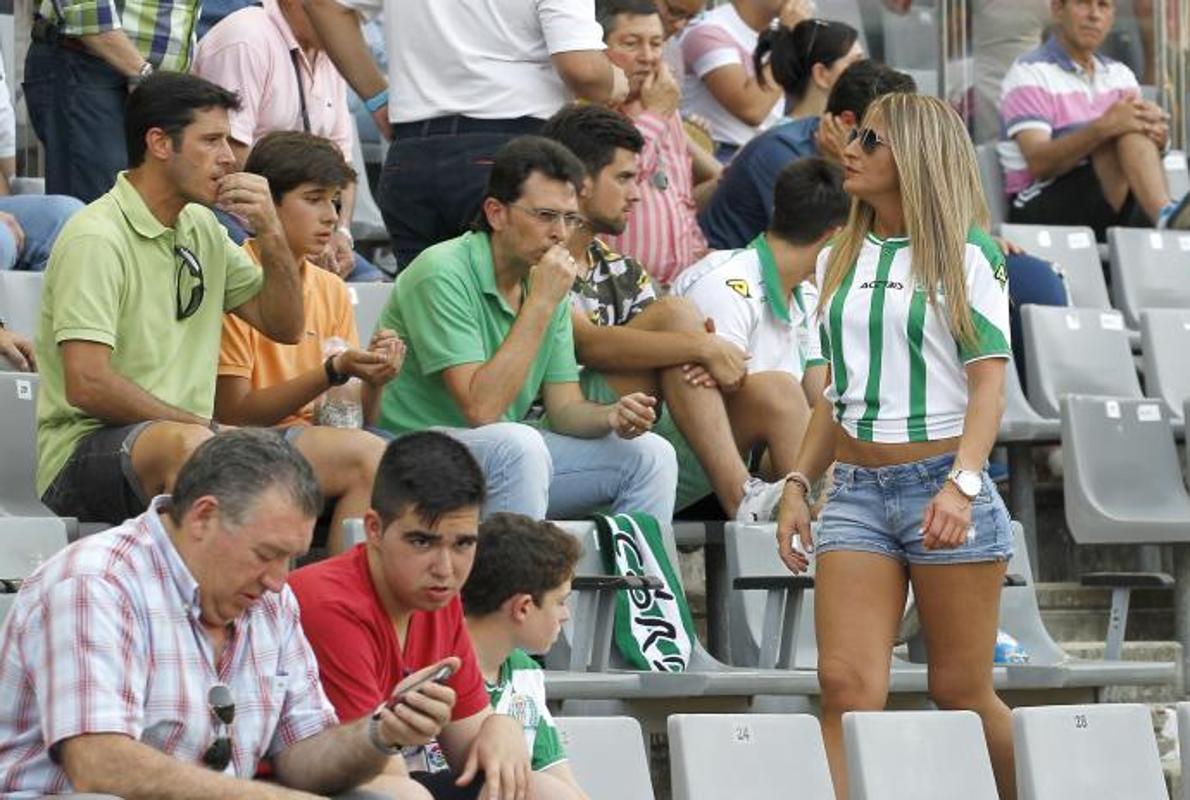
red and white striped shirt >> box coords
[0,497,338,795]
[604,110,709,286]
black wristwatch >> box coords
[324,354,349,386]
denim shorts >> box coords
[815,452,1013,565]
[41,421,152,524]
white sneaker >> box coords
[734,476,786,523]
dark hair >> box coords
[825,59,917,119]
[770,157,849,245]
[595,0,660,37]
[125,71,241,167]
[169,429,322,526]
[540,104,644,179]
[474,136,586,233]
[371,431,486,528]
[461,513,582,617]
[755,19,859,101]
[244,131,357,204]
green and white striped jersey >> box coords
[488,650,567,772]
[816,228,1011,443]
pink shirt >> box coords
[604,110,708,285]
[192,0,352,158]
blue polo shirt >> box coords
[698,116,822,249]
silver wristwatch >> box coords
[367,713,403,755]
[946,467,982,500]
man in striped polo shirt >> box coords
[999,0,1190,238]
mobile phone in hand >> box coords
[385,663,455,711]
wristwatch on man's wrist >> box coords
[946,467,982,500]
[367,714,403,755]
[127,61,154,88]
[324,354,349,387]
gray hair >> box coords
[169,429,322,526]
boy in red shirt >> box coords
[290,431,582,800]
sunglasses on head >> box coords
[847,127,889,154]
[202,683,235,772]
[801,18,829,63]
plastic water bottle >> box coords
[316,337,363,429]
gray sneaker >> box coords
[734,476,786,523]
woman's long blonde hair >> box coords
[818,93,988,348]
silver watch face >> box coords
[954,470,982,498]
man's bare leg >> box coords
[1115,131,1172,221]
[291,427,388,554]
[724,371,812,477]
[128,421,214,500]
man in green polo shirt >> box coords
[35,72,306,524]
[545,102,851,522]
[376,136,677,521]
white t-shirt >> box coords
[678,3,783,147]
[335,0,606,122]
[815,230,1012,444]
[673,235,822,379]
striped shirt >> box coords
[816,229,1011,443]
[998,35,1139,196]
[604,110,708,286]
[38,0,201,71]
[674,234,822,379]
[0,497,338,795]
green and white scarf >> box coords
[593,513,696,672]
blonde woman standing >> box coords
[775,93,1016,799]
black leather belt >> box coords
[390,115,543,139]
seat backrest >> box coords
[1139,308,1190,419]
[723,522,817,669]
[554,716,655,800]
[346,284,392,344]
[1061,395,1190,544]
[1107,227,1190,329]
[1165,149,1190,199]
[669,713,834,800]
[997,522,1069,664]
[0,371,52,517]
[999,224,1107,309]
[976,143,1007,228]
[1021,306,1141,418]
[348,118,390,244]
[0,271,44,337]
[999,358,1060,441]
[1014,704,1166,800]
[0,516,70,580]
[843,710,998,800]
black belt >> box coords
[31,17,87,53]
[390,115,543,139]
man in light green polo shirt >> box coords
[376,136,677,521]
[35,72,306,524]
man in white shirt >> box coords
[303,0,631,269]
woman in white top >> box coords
[775,93,1016,799]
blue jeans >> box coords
[439,422,678,521]
[1005,253,1067,387]
[212,209,387,283]
[23,43,128,203]
[0,194,84,270]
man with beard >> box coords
[34,72,305,526]
[542,103,817,522]
[374,136,677,522]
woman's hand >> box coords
[775,483,813,573]
[921,481,973,550]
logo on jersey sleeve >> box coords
[993,260,1008,290]
[726,279,752,298]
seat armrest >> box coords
[1080,572,1175,589]
[1003,573,1027,587]
[732,575,815,591]
[571,575,664,592]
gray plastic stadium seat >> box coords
[1177,703,1190,800]
[881,4,936,71]
[1107,227,1190,329]
[347,283,391,344]
[0,371,53,517]
[0,271,44,337]
[0,515,71,627]
[1022,306,1142,419]
[999,359,1060,442]
[843,710,998,800]
[976,143,1007,228]
[1139,308,1190,420]
[554,717,655,800]
[999,224,1108,309]
[1062,395,1190,544]
[1166,149,1190,200]
[1013,704,1165,800]
[668,713,833,800]
[348,118,390,247]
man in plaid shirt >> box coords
[26,0,201,201]
[0,430,450,798]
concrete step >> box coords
[1038,582,1175,642]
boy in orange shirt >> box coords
[216,131,404,552]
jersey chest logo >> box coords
[725,279,752,298]
[858,280,905,290]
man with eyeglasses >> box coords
[33,72,307,529]
[374,136,678,522]
[0,430,433,798]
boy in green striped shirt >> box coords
[461,514,589,799]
